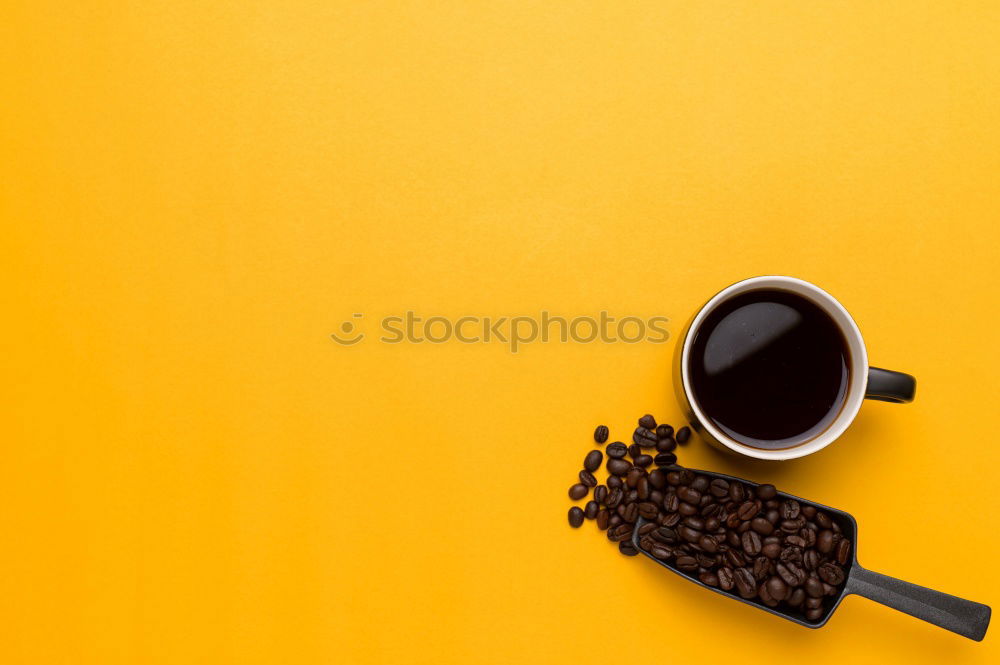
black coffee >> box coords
[688,289,849,449]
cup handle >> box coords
[865,367,916,403]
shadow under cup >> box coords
[675,276,915,460]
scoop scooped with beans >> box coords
[567,415,991,640]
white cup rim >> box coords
[680,276,868,460]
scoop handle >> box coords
[847,565,991,641]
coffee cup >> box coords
[675,276,915,460]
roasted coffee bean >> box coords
[624,489,638,504]
[655,437,677,453]
[606,442,628,459]
[727,531,742,548]
[638,414,657,429]
[607,475,623,489]
[639,535,656,551]
[638,521,657,535]
[758,581,777,606]
[691,476,709,492]
[677,487,702,504]
[717,566,735,590]
[734,567,756,598]
[678,502,699,516]
[636,476,650,500]
[709,478,730,498]
[661,512,681,527]
[726,550,746,568]
[818,562,845,585]
[628,443,643,459]
[801,504,817,519]
[651,545,672,560]
[594,425,610,444]
[584,501,599,519]
[737,501,758,521]
[765,575,789,601]
[607,458,631,476]
[609,513,623,528]
[751,517,774,535]
[653,452,677,467]
[699,572,719,587]
[737,521,751,534]
[766,509,780,525]
[606,487,623,509]
[815,512,833,529]
[679,526,703,543]
[804,607,824,621]
[803,549,821,571]
[676,556,699,572]
[646,469,666,490]
[622,503,639,523]
[676,426,692,444]
[741,531,762,556]
[777,562,807,587]
[779,546,802,565]
[729,482,746,503]
[823,582,838,596]
[633,427,658,447]
[788,588,806,607]
[762,542,781,559]
[568,507,585,527]
[619,540,639,556]
[678,469,695,484]
[634,454,653,468]
[704,517,721,531]
[781,519,804,534]
[584,449,603,472]
[798,528,816,547]
[683,516,705,530]
[804,576,825,597]
[579,470,597,487]
[817,529,834,554]
[655,424,674,439]
[753,556,771,580]
[626,468,645,489]
[569,483,588,500]
[785,535,807,549]
[756,484,777,500]
[638,502,659,519]
[663,493,679,513]
[805,596,823,609]
[836,538,851,565]
[596,509,610,530]
[699,535,720,553]
[652,527,678,544]
[780,499,801,520]
[695,553,717,568]
[594,485,608,505]
[609,523,632,542]
[664,471,680,486]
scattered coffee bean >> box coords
[653,452,677,467]
[569,483,588,500]
[607,458,631,476]
[596,509,610,530]
[594,425,610,444]
[584,501,600,520]
[606,442,628,459]
[568,507,584,527]
[655,437,677,453]
[579,470,597,487]
[619,540,639,556]
[675,426,691,444]
[633,427,658,448]
[638,414,657,429]
[584,449,603,472]
[634,454,653,468]
[594,485,608,504]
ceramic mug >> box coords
[674,276,915,461]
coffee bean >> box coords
[708,478,729,498]
[655,424,674,439]
[779,546,802,565]
[691,476,709,492]
[606,442,628,459]
[655,438,677,453]
[606,487,623,509]
[788,588,806,607]
[780,519,804,534]
[776,562,807,587]
[596,509,610,530]
[737,501,758,521]
[836,538,851,565]
[765,576,789,601]
[607,475,623,489]
[780,499,800,520]
[678,487,702,504]
[753,556,771,581]
[647,469,667,490]
[634,454,653,468]
[762,542,781,559]
[756,484,777,500]
[579,470,597,487]
[584,450,603,472]
[798,528,816,547]
[569,483,588,500]
[628,443,642,459]
[815,512,833,529]
[594,425,610,444]
[619,540,639,556]
[638,414,657,429]
[607,458,631,476]
[622,503,639,523]
[608,523,632,542]
[726,550,746,568]
[818,562,845,585]
[804,576,825,598]
[626,468,645,488]
[751,517,774,535]
[683,516,705,530]
[651,545,672,560]
[817,529,834,554]
[803,549,821,571]
[676,556,699,572]
[823,582,838,596]
[679,526,703,543]
[633,427,658,448]
[699,572,719,587]
[663,493,679,512]
[676,426,691,444]
[718,566,735,590]
[804,607,824,621]
[678,502,698,516]
[741,531,762,556]
[637,522,657,535]
[699,535,720,553]
[593,485,608,505]
[801,504,816,519]
[729,482,746,503]
[678,469,695,484]
[653,453,677,467]
[734,568,756,598]
[661,512,681,527]
[584,501,599,519]
[568,507,584,527]
[638,502,659,519]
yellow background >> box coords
[3,2,1000,663]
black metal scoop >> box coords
[632,468,991,641]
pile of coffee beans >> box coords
[567,415,851,622]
